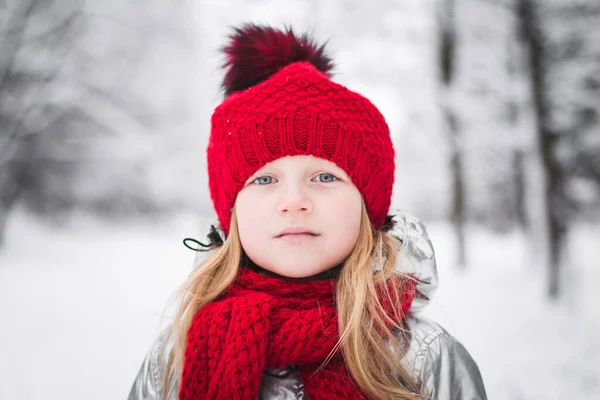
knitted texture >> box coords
[179,267,417,400]
[207,61,395,235]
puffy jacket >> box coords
[128,212,487,399]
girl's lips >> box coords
[275,227,319,238]
[277,232,320,244]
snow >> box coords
[0,210,598,400]
[424,222,600,399]
[0,210,197,399]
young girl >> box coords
[128,24,487,400]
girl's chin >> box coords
[263,265,335,279]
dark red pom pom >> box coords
[221,24,334,97]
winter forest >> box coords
[0,0,598,399]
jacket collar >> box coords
[385,209,438,312]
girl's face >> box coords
[235,155,363,278]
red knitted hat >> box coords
[207,24,395,235]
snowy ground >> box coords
[0,210,598,400]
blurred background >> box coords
[0,0,598,398]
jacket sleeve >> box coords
[417,331,488,400]
[128,329,179,400]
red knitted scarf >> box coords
[179,267,417,400]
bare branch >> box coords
[0,0,37,93]
[26,9,82,43]
[73,82,158,128]
[0,9,79,166]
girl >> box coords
[128,24,487,400]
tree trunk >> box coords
[513,149,528,230]
[449,113,467,268]
[0,160,23,248]
[440,0,467,268]
[517,0,567,299]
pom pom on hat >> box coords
[221,24,334,97]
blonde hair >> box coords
[161,203,423,399]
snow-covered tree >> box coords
[0,0,196,245]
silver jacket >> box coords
[128,212,487,399]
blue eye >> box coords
[252,176,277,185]
[313,173,339,183]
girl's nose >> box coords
[276,185,313,215]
